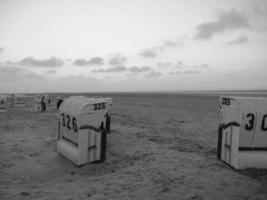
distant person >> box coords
[41,96,46,112]
[57,98,63,109]
[48,99,51,105]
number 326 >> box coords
[61,113,78,132]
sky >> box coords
[0,0,266,93]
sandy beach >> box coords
[1,93,267,200]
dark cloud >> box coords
[73,59,88,66]
[157,62,172,68]
[139,47,162,58]
[0,66,45,81]
[88,57,104,65]
[129,66,151,73]
[0,66,104,93]
[91,66,127,73]
[106,66,127,72]
[144,71,162,78]
[195,9,250,39]
[18,57,64,67]
[108,54,127,65]
[73,57,104,66]
[228,35,249,45]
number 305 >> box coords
[61,113,78,132]
[245,113,267,131]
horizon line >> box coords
[1,89,267,95]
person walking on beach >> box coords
[41,96,46,112]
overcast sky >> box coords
[0,0,266,93]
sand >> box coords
[1,93,267,200]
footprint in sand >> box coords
[2,162,15,168]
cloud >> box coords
[191,63,211,69]
[144,71,162,78]
[0,66,46,82]
[0,48,4,53]
[175,61,183,68]
[200,64,211,68]
[250,5,267,31]
[183,70,201,74]
[18,57,64,67]
[169,70,181,75]
[129,66,151,73]
[139,36,186,59]
[169,69,201,75]
[164,41,179,47]
[106,66,127,72]
[73,57,104,66]
[0,66,102,93]
[73,59,88,66]
[91,65,152,74]
[63,74,97,81]
[91,69,105,73]
[228,35,249,45]
[88,57,104,65]
[139,47,162,58]
[157,62,172,68]
[163,40,183,47]
[139,50,157,58]
[91,65,127,73]
[170,63,210,74]
[108,54,127,65]
[45,69,56,74]
[173,61,210,71]
[195,9,250,39]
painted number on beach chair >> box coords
[61,113,78,133]
[245,113,255,131]
[262,115,267,131]
[93,103,105,111]
[244,113,267,131]
[222,97,230,106]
